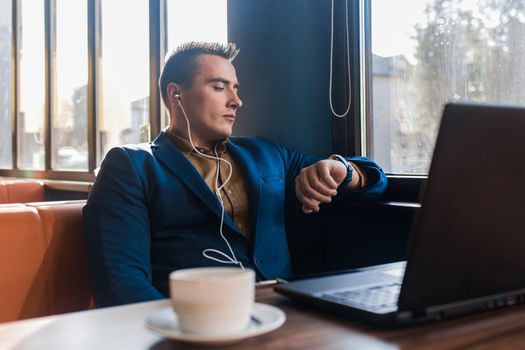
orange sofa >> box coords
[0,200,95,323]
[0,179,45,204]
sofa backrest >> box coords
[0,200,95,323]
[0,205,48,322]
[0,179,45,204]
[28,200,96,315]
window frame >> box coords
[0,0,165,181]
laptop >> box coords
[275,103,525,326]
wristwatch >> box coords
[328,154,353,189]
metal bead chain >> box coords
[329,0,352,118]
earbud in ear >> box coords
[174,93,181,101]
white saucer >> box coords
[145,303,286,346]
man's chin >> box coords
[219,127,233,139]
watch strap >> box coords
[328,154,353,189]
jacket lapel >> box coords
[151,132,237,231]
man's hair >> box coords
[159,41,240,107]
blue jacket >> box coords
[83,131,387,307]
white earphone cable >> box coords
[176,97,245,270]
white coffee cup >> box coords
[169,267,255,335]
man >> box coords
[84,42,387,307]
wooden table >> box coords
[3,287,525,349]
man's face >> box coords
[175,54,242,148]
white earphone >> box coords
[174,96,244,270]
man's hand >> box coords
[295,159,348,214]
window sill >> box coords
[44,180,93,193]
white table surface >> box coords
[0,299,171,350]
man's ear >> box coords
[167,82,182,104]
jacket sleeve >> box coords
[83,147,164,307]
[273,141,387,203]
[342,156,388,201]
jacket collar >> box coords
[151,131,237,231]
[165,129,228,156]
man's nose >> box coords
[229,91,243,109]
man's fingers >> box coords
[295,162,343,214]
[305,170,336,202]
[318,164,339,189]
[302,205,317,214]
[295,177,323,212]
[296,181,323,208]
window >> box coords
[17,0,45,170]
[165,0,227,48]
[98,0,150,165]
[368,0,525,174]
[53,0,88,171]
[0,0,228,180]
[0,0,12,168]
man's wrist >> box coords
[351,162,365,189]
[328,154,353,189]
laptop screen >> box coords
[398,103,525,311]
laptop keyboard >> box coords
[321,282,401,313]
